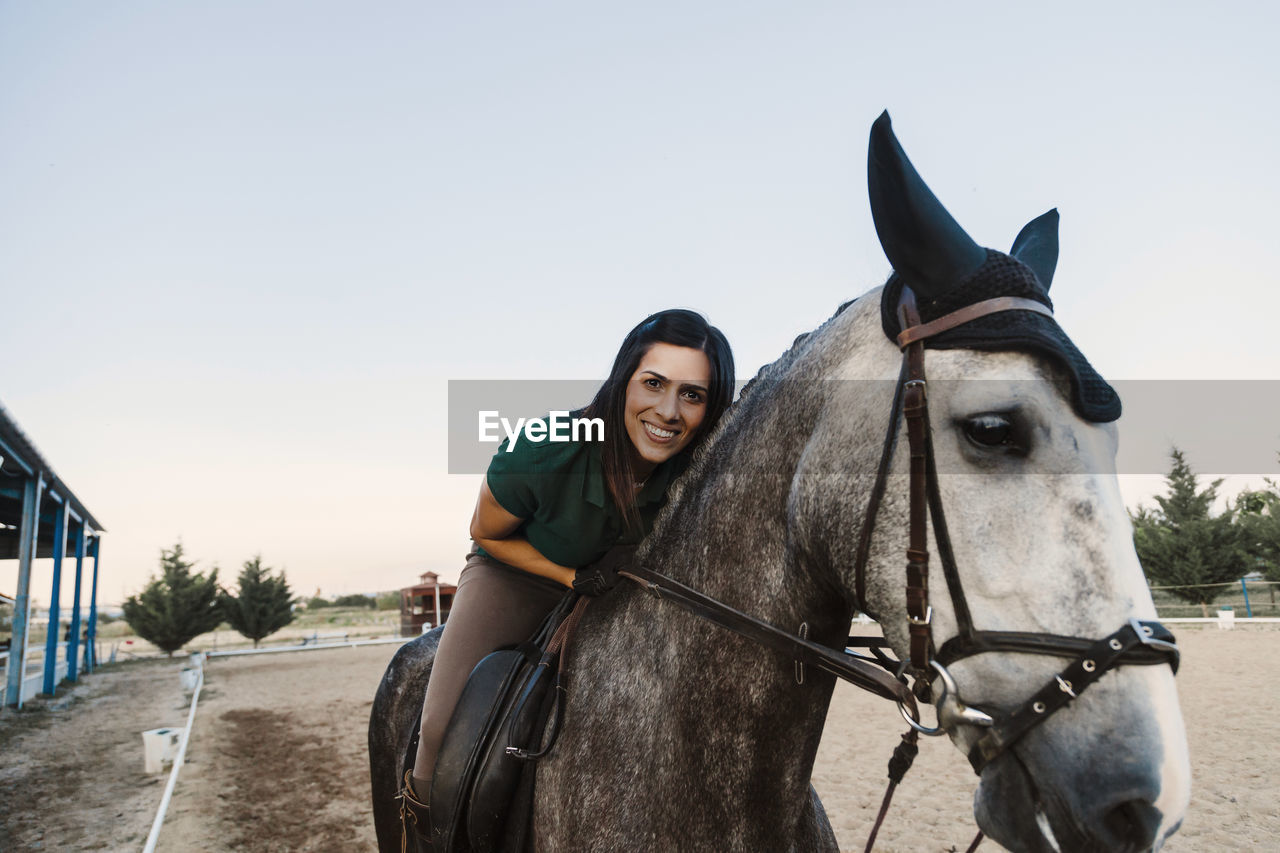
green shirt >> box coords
[482,433,688,569]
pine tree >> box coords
[122,542,223,656]
[1237,478,1280,582]
[220,556,296,648]
[1131,448,1248,615]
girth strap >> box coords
[619,563,916,710]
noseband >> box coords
[852,287,1180,772]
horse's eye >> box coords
[964,413,1014,448]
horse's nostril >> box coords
[1102,800,1162,852]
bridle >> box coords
[617,286,1180,847]
[850,286,1180,772]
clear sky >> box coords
[2,2,1277,604]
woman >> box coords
[401,308,734,851]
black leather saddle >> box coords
[428,592,586,853]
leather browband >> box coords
[895,296,1053,349]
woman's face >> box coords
[623,342,713,476]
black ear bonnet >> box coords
[878,250,1121,422]
[869,112,1121,423]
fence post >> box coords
[1241,578,1253,618]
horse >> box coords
[370,112,1190,853]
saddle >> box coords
[428,591,588,853]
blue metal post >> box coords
[42,501,69,696]
[1241,578,1253,618]
[85,536,101,672]
[5,472,44,708]
[66,523,86,681]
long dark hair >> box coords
[583,308,735,530]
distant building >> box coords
[400,572,457,638]
[2,400,105,707]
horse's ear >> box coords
[867,111,986,299]
[1010,209,1059,291]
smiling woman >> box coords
[396,308,734,852]
[623,344,713,469]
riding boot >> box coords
[399,770,434,853]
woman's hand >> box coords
[470,481,577,588]
[572,544,638,597]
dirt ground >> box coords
[0,645,398,852]
[0,657,190,851]
[2,627,1277,852]
[159,645,399,853]
[812,625,1280,852]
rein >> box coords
[617,288,1180,850]
[618,563,916,713]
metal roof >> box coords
[0,399,104,558]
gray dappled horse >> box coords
[370,114,1190,853]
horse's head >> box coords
[791,114,1190,852]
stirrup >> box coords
[399,770,432,853]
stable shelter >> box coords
[0,400,104,708]
[399,571,456,637]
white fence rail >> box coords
[142,660,205,853]
[206,636,410,659]
[1162,617,1280,624]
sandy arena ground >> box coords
[813,626,1280,852]
[2,626,1276,851]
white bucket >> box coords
[179,667,200,693]
[1217,609,1235,630]
[142,728,182,773]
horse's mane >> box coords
[735,296,861,403]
